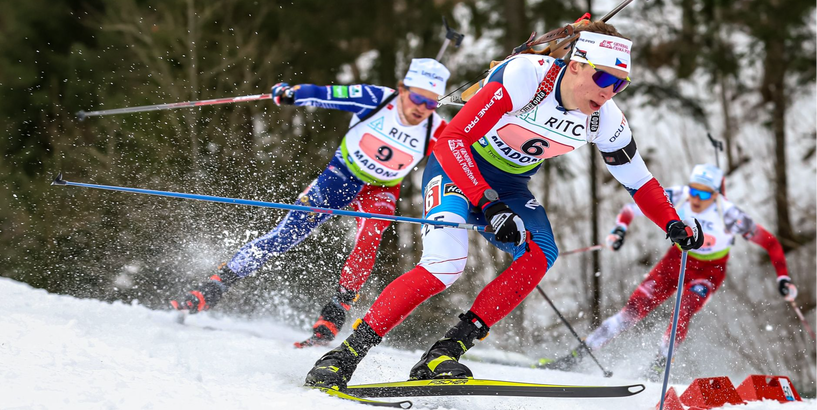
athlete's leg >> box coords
[306,155,471,386]
[363,171,472,336]
[469,190,557,326]
[295,184,402,348]
[337,184,401,293]
[658,259,727,356]
[228,156,364,277]
[584,247,683,351]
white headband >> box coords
[569,31,633,74]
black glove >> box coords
[666,219,704,250]
[271,82,295,106]
[777,277,798,301]
[606,226,627,251]
[170,266,240,313]
[484,201,526,246]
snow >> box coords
[1,277,813,410]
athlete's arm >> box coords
[433,58,536,207]
[291,84,390,117]
[595,114,680,231]
[614,185,682,229]
[721,204,789,278]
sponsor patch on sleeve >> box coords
[350,85,362,98]
[332,85,349,99]
[443,183,466,201]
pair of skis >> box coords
[312,378,646,408]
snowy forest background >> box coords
[1,0,815,396]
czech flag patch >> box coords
[615,58,628,69]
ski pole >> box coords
[561,244,603,256]
[535,286,613,377]
[659,250,689,410]
[788,299,816,341]
[51,174,490,233]
[76,93,272,121]
[435,17,465,61]
[706,133,724,168]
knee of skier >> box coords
[418,211,469,288]
[515,230,558,270]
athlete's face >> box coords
[688,182,718,213]
[399,86,438,126]
[563,61,629,115]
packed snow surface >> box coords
[1,278,812,410]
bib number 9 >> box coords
[360,133,414,170]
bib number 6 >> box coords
[521,138,549,156]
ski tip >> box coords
[76,110,87,121]
[51,173,66,186]
[629,384,646,395]
[603,370,614,378]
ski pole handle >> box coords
[77,93,272,121]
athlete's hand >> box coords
[606,226,627,251]
[666,219,704,250]
[271,82,295,106]
[777,277,798,302]
[484,202,526,246]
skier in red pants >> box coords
[304,21,704,390]
[169,59,450,348]
[540,163,797,380]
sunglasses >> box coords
[689,186,715,201]
[405,87,439,110]
[586,60,631,94]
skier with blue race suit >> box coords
[304,21,705,390]
[170,59,450,348]
[540,163,797,380]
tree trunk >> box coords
[503,0,528,52]
[763,36,796,251]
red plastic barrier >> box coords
[655,387,687,410]
[679,377,744,409]
[736,375,802,403]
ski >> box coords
[346,378,645,399]
[312,387,412,408]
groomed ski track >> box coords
[1,277,812,410]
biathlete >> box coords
[304,21,704,389]
[170,59,450,348]
[540,163,797,380]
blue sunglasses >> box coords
[689,187,715,201]
[405,87,439,110]
[587,60,631,94]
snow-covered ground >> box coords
[1,277,812,410]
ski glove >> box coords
[271,82,295,106]
[666,219,704,250]
[606,226,627,251]
[484,202,526,246]
[777,276,798,301]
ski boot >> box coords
[643,354,668,382]
[295,287,359,348]
[304,319,382,390]
[409,311,490,380]
[535,345,586,371]
[169,263,240,313]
